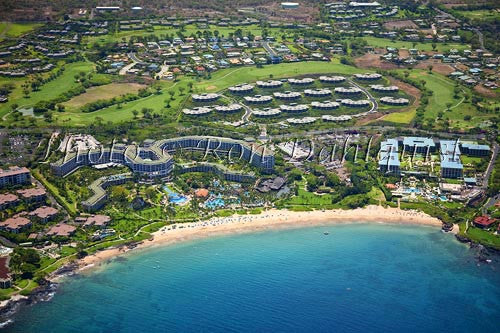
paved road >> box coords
[261,41,278,57]
[482,142,498,188]
[347,79,378,113]
[119,52,140,75]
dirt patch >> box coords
[415,60,454,76]
[354,53,399,70]
[64,83,147,109]
[474,84,498,98]
[399,49,410,58]
[205,85,217,91]
[383,20,418,30]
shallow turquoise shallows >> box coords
[6,224,500,332]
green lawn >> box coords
[404,70,498,129]
[0,22,43,40]
[0,61,95,119]
[379,109,416,124]
[359,36,470,53]
[455,9,500,22]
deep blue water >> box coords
[5,224,500,332]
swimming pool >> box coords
[163,185,188,205]
[205,196,225,209]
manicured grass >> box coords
[380,109,416,124]
[404,70,498,129]
[32,169,78,215]
[367,186,386,202]
[359,36,470,52]
[0,61,95,119]
[464,227,500,250]
[455,9,500,22]
[0,22,42,40]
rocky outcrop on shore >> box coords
[0,280,58,326]
[455,234,499,263]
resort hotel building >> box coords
[182,106,212,115]
[304,89,332,97]
[334,87,362,95]
[52,136,275,178]
[213,104,243,113]
[288,78,315,85]
[228,84,254,94]
[322,115,352,122]
[311,101,340,110]
[0,166,31,188]
[280,104,309,113]
[273,91,302,100]
[460,142,490,156]
[354,73,382,80]
[319,75,346,84]
[252,108,282,117]
[256,80,283,88]
[192,93,220,102]
[380,96,409,105]
[370,84,399,92]
[379,138,400,174]
[402,137,435,155]
[341,99,370,107]
[244,95,273,104]
[287,117,317,125]
[439,140,463,178]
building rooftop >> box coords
[473,216,496,227]
[0,216,31,230]
[29,206,59,219]
[17,187,46,198]
[0,193,18,205]
[0,166,30,178]
[47,223,76,237]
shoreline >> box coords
[75,205,443,274]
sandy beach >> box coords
[75,205,442,273]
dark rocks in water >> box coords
[442,223,453,232]
[0,282,58,324]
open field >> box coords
[0,21,42,39]
[63,83,147,110]
[455,9,500,21]
[358,36,471,52]
[379,109,417,124]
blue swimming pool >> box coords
[205,196,225,209]
[163,185,188,205]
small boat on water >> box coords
[323,232,329,235]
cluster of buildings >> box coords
[0,166,76,237]
[379,136,491,179]
[326,2,398,21]
[52,136,275,211]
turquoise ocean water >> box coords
[5,224,500,332]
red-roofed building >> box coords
[47,223,76,237]
[0,216,32,233]
[83,215,111,228]
[473,215,497,229]
[0,257,11,289]
[29,206,59,223]
[0,193,19,210]
[17,188,46,203]
[0,166,30,188]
